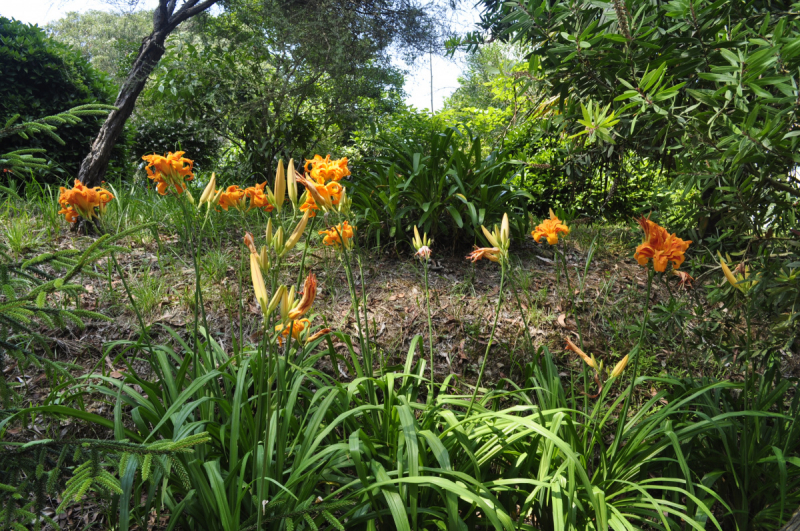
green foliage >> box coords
[0,104,115,176]
[143,0,423,179]
[0,224,153,407]
[350,123,533,247]
[460,0,800,241]
[670,355,800,530]
[46,10,154,85]
[0,18,124,183]
[0,435,209,531]
[37,327,792,529]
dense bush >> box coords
[131,111,223,175]
[0,17,126,184]
[350,124,532,248]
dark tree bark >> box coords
[78,0,220,187]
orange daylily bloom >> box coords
[217,185,247,211]
[466,246,501,263]
[634,216,691,273]
[304,154,351,184]
[319,221,355,248]
[565,337,596,369]
[275,319,310,346]
[288,273,317,320]
[244,182,275,212]
[57,179,114,222]
[324,181,344,205]
[299,194,320,217]
[142,151,194,195]
[532,209,570,245]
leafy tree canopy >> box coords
[46,10,154,85]
[458,0,800,244]
[144,0,443,179]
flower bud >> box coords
[611,355,629,378]
[274,160,285,212]
[287,159,297,206]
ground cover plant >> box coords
[0,144,797,530]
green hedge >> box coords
[0,17,126,184]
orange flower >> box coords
[217,185,247,211]
[142,151,194,195]
[287,273,317,320]
[532,209,570,245]
[275,319,310,345]
[466,246,501,263]
[304,154,350,184]
[299,194,320,217]
[319,221,355,248]
[634,216,691,273]
[324,181,344,205]
[57,179,114,222]
[244,182,274,212]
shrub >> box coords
[350,124,532,248]
[0,17,126,184]
[131,111,223,175]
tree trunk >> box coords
[781,507,800,531]
[77,32,168,187]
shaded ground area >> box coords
[6,223,728,408]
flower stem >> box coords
[295,215,318,288]
[559,246,587,412]
[423,260,435,402]
[465,261,506,419]
[509,271,535,378]
[611,267,654,459]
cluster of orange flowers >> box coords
[58,180,114,223]
[142,152,194,195]
[298,155,349,216]
[633,216,691,273]
[216,183,276,212]
[319,221,356,248]
[304,154,351,183]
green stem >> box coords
[465,261,506,419]
[509,270,536,377]
[296,216,318,289]
[423,260,435,402]
[559,246,587,413]
[611,268,654,460]
[742,307,752,514]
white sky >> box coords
[1,0,476,112]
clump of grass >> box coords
[128,268,167,316]
[202,248,231,284]
[3,212,43,255]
